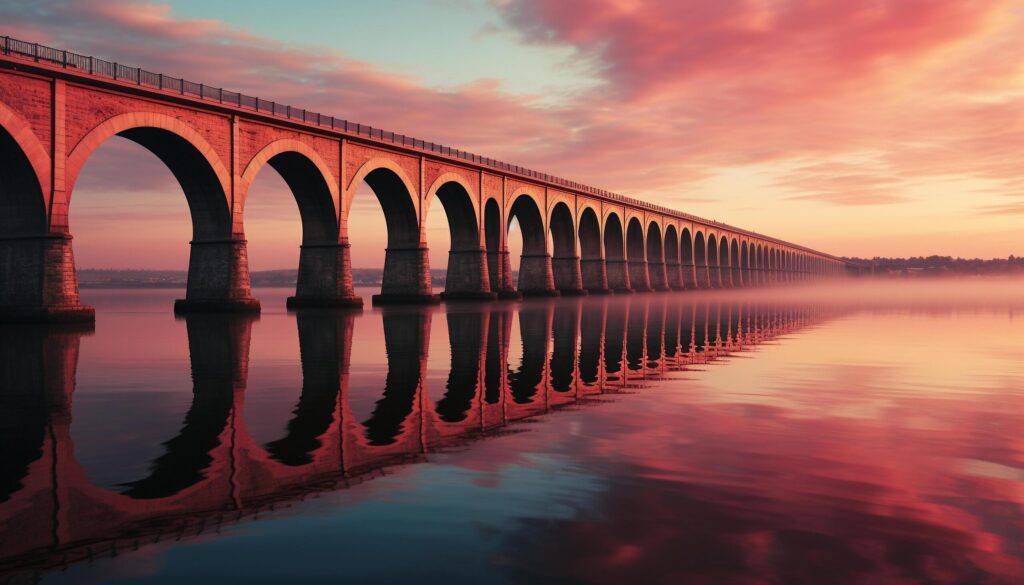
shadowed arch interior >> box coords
[604,214,625,260]
[707,234,719,266]
[508,195,546,255]
[549,202,575,258]
[262,151,338,243]
[0,125,46,235]
[692,230,704,265]
[646,222,663,263]
[664,225,679,264]
[578,208,601,259]
[434,182,479,251]
[362,168,420,248]
[626,218,645,261]
[111,128,232,240]
[484,199,501,289]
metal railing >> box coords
[0,34,841,261]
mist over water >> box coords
[0,279,1021,584]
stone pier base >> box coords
[0,233,95,323]
[175,238,261,314]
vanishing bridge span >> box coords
[0,37,848,322]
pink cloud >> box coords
[2,0,1022,264]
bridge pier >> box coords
[494,250,522,299]
[287,241,363,309]
[373,246,440,305]
[606,259,632,293]
[440,248,497,301]
[648,260,670,291]
[681,262,698,290]
[174,238,261,314]
[580,258,611,294]
[628,260,652,292]
[0,233,95,323]
[665,259,685,290]
[518,253,559,297]
[552,255,587,296]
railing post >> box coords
[32,42,38,61]
[62,50,66,67]
[158,73,163,89]
[2,36,8,55]
[219,87,223,102]
[88,56,93,74]
[113,62,118,80]
[199,83,204,98]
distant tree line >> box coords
[843,255,1024,276]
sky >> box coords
[3,0,1023,270]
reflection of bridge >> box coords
[0,297,831,579]
[0,37,849,322]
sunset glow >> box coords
[3,0,1021,269]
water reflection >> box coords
[1,286,1021,583]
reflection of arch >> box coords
[263,311,351,466]
[509,306,547,404]
[362,312,424,446]
[626,300,646,371]
[436,311,482,423]
[67,113,232,238]
[0,102,49,235]
[550,304,577,392]
[646,300,664,367]
[484,309,505,404]
[118,315,249,498]
[604,303,626,380]
[578,302,603,386]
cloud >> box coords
[2,0,1022,263]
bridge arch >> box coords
[664,224,680,289]
[707,233,720,287]
[66,112,233,238]
[646,221,667,290]
[484,198,502,290]
[241,139,340,244]
[719,236,731,287]
[603,212,628,291]
[579,207,602,260]
[694,230,707,288]
[731,238,741,287]
[0,101,50,235]
[508,193,549,293]
[626,217,650,291]
[549,201,579,292]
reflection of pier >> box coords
[0,297,830,579]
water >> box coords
[0,281,1021,584]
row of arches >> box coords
[0,100,845,322]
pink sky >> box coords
[3,0,1022,269]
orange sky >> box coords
[4,0,1023,270]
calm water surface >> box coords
[1,281,1021,584]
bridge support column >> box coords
[648,261,670,291]
[552,255,586,296]
[580,258,611,294]
[666,260,685,290]
[0,233,95,323]
[682,262,698,290]
[441,248,497,301]
[287,241,363,309]
[373,246,440,305]
[494,249,521,299]
[175,238,261,313]
[709,266,723,288]
[628,260,652,292]
[518,253,559,297]
[606,259,632,293]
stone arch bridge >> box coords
[0,37,848,322]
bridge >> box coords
[0,295,830,579]
[0,36,848,322]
